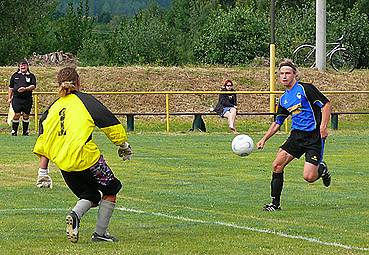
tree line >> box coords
[1,0,369,67]
[56,0,170,18]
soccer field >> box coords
[0,130,368,254]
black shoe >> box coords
[66,211,80,243]
[263,203,281,211]
[91,232,118,242]
[11,130,17,136]
[22,131,29,136]
[320,161,331,187]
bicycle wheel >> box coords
[293,45,315,68]
[330,48,355,72]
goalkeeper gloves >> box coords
[118,142,133,161]
[36,168,53,188]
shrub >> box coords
[194,7,269,65]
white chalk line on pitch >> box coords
[117,207,369,252]
[1,207,368,252]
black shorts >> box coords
[61,155,122,204]
[280,129,323,166]
[12,97,33,114]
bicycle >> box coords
[293,35,355,72]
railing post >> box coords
[192,114,206,132]
[166,93,170,132]
[34,94,39,134]
[126,114,134,131]
[331,113,338,130]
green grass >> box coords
[0,128,368,254]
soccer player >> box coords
[33,67,133,242]
[256,59,332,211]
[8,60,36,136]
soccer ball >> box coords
[231,134,254,156]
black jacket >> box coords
[213,88,237,115]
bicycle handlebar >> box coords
[336,34,344,42]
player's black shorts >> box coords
[280,129,323,166]
[61,155,122,204]
[12,97,33,114]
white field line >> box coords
[1,207,368,252]
[118,207,369,252]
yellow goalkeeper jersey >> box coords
[33,91,127,171]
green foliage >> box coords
[97,11,112,24]
[339,4,369,68]
[165,0,217,64]
[194,7,269,65]
[77,36,112,66]
[275,2,316,59]
[54,0,94,55]
[0,0,56,65]
[110,4,176,65]
[2,0,369,67]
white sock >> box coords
[72,199,93,219]
[95,199,115,236]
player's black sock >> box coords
[12,120,19,134]
[271,172,284,206]
[22,120,29,135]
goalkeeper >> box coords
[33,67,132,243]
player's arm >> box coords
[25,84,35,91]
[76,92,132,160]
[256,122,281,149]
[8,76,14,103]
[320,101,331,139]
[302,83,331,138]
[36,155,53,188]
[7,88,13,104]
[76,92,127,144]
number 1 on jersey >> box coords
[58,108,67,136]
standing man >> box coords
[256,59,332,211]
[8,60,36,136]
[33,67,133,242]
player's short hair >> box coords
[57,67,80,97]
[278,59,298,73]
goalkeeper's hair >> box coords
[57,67,79,97]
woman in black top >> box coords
[8,60,36,136]
[213,79,238,133]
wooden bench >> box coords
[115,112,276,131]
[330,112,369,130]
[115,112,369,131]
[1,112,366,131]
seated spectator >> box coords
[213,79,238,133]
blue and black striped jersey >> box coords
[275,82,329,131]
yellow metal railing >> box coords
[1,90,369,132]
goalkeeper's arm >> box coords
[36,155,53,188]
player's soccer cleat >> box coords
[91,232,118,242]
[11,130,17,136]
[22,131,29,136]
[263,203,281,211]
[66,211,80,243]
[320,161,331,187]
